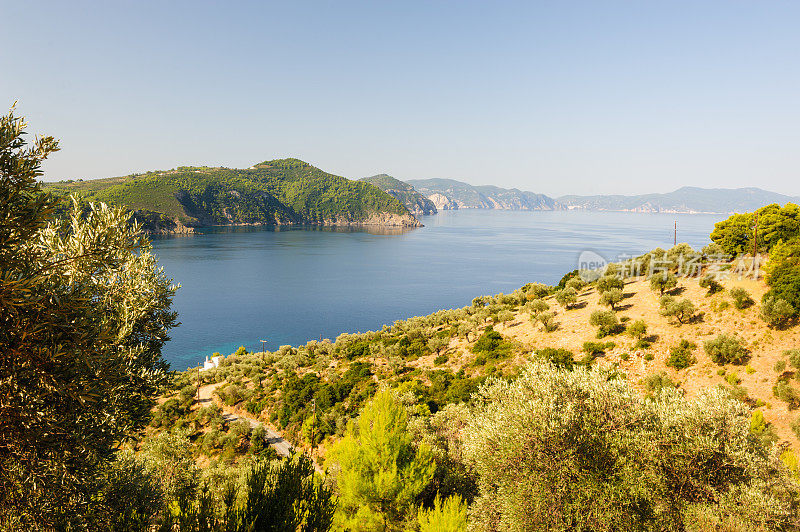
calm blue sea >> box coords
[151,210,722,370]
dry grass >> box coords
[413,275,800,449]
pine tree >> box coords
[331,389,436,531]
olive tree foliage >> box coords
[331,389,436,530]
[0,108,178,528]
[596,274,623,294]
[463,362,799,531]
[649,271,678,295]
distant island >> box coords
[45,159,420,233]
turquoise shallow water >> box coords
[150,210,722,370]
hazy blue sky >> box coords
[2,1,799,196]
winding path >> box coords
[197,383,293,458]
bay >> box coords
[151,210,723,370]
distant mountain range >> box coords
[360,174,437,215]
[399,178,798,214]
[557,186,800,214]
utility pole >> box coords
[260,339,267,354]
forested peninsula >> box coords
[44,159,420,233]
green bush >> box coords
[699,275,723,295]
[729,287,754,309]
[666,340,697,370]
[704,334,749,365]
[527,299,549,315]
[773,380,800,410]
[761,296,795,329]
[589,310,622,338]
[471,327,511,359]
[786,349,800,370]
[582,341,615,356]
[642,372,676,397]
[464,362,800,530]
[537,311,559,332]
[626,319,647,340]
[536,348,575,370]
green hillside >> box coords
[45,159,419,231]
[360,174,437,215]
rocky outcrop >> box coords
[428,193,463,210]
[408,178,559,211]
[322,212,422,227]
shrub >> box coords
[434,354,449,366]
[537,311,559,332]
[761,296,795,329]
[699,274,723,295]
[729,287,754,309]
[792,416,800,440]
[659,295,697,325]
[642,372,676,397]
[496,310,514,324]
[750,410,779,446]
[589,310,621,338]
[649,272,678,295]
[417,494,467,532]
[471,327,510,359]
[536,348,575,370]
[625,320,647,340]
[666,339,697,370]
[773,380,800,410]
[599,288,624,310]
[626,320,647,340]
[786,349,800,370]
[774,360,787,373]
[704,334,749,365]
[597,275,624,294]
[725,372,741,386]
[582,341,615,357]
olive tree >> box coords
[650,272,678,296]
[599,288,624,310]
[0,108,178,528]
[463,362,799,531]
[555,287,578,309]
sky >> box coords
[2,1,799,197]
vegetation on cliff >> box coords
[45,159,419,231]
[360,174,437,215]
